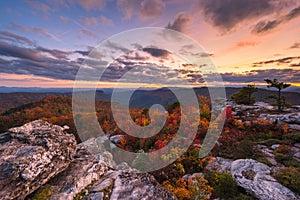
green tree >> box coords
[264,79,291,112]
[231,84,258,105]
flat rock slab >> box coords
[231,159,299,200]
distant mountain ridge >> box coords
[128,87,300,108]
[0,87,299,114]
[1,86,299,93]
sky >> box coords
[0,0,300,88]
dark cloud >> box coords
[290,63,300,67]
[142,47,170,58]
[0,41,42,61]
[123,52,149,61]
[166,12,191,32]
[198,0,273,32]
[100,65,135,81]
[181,64,196,68]
[285,5,300,20]
[0,57,11,65]
[220,69,299,83]
[0,31,36,46]
[0,41,83,80]
[289,42,300,49]
[181,44,196,50]
[131,43,143,49]
[36,46,69,59]
[253,56,300,66]
[10,59,79,80]
[186,73,204,83]
[252,5,300,34]
[105,40,130,53]
[99,62,183,84]
[74,50,90,56]
[179,46,213,58]
[251,19,281,34]
[198,52,214,57]
[0,55,79,81]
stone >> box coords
[89,192,104,200]
[110,135,126,144]
[182,172,203,180]
[294,143,300,148]
[254,102,274,110]
[256,145,278,166]
[271,144,280,150]
[0,120,76,200]
[90,178,113,192]
[293,152,300,160]
[108,171,177,200]
[205,156,233,173]
[258,112,300,125]
[231,159,299,200]
[0,132,11,144]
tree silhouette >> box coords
[231,84,258,105]
[264,79,291,112]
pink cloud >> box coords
[100,16,114,26]
[81,17,98,27]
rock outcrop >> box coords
[0,120,76,200]
[227,100,300,130]
[2,120,299,200]
[231,159,299,200]
[0,121,177,200]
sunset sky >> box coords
[0,0,299,88]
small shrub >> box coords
[32,188,53,200]
[214,173,240,198]
[205,172,256,199]
[257,139,284,146]
[233,140,254,159]
[272,145,300,167]
[254,155,273,167]
[274,145,291,155]
[274,167,300,194]
[283,159,300,168]
[163,174,213,200]
[283,132,300,144]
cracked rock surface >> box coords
[0,120,177,200]
[0,120,76,200]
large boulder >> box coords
[0,120,76,200]
[231,159,299,200]
[31,144,109,200]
